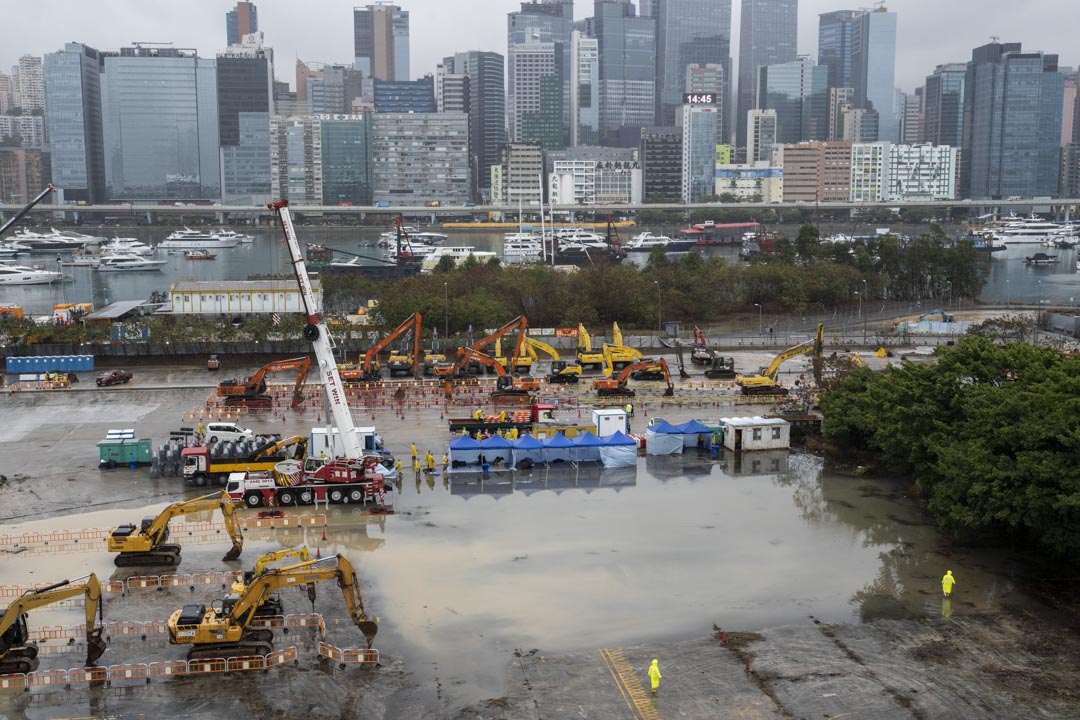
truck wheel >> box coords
[298,489,314,505]
[244,492,264,508]
[277,490,296,507]
[193,473,208,487]
[348,489,364,503]
[209,436,218,444]
[328,489,344,504]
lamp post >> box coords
[861,279,868,342]
[443,282,449,339]
[1035,280,1042,344]
[753,302,762,335]
[653,281,661,335]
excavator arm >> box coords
[217,356,311,408]
[468,316,529,356]
[736,323,824,394]
[253,546,310,577]
[362,312,422,378]
[0,574,106,671]
[108,491,243,567]
[253,435,308,462]
[578,323,595,353]
[593,358,674,397]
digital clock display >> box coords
[683,93,715,105]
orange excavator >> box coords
[592,358,675,397]
[468,315,530,374]
[442,347,540,399]
[340,312,422,382]
[216,356,311,408]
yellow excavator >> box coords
[493,336,534,373]
[577,323,605,370]
[167,554,378,660]
[735,323,824,396]
[608,322,643,369]
[107,491,244,567]
[229,546,311,617]
[523,336,582,383]
[0,574,107,674]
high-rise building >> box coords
[849,142,889,202]
[1062,143,1080,198]
[442,51,506,195]
[269,115,321,204]
[372,113,469,205]
[0,73,14,113]
[842,107,878,142]
[491,142,544,205]
[216,44,273,205]
[547,146,641,204]
[15,56,45,114]
[777,140,852,202]
[639,126,682,201]
[321,114,373,206]
[1061,69,1077,146]
[509,34,564,149]
[570,30,599,146]
[818,11,858,90]
[0,148,50,204]
[654,0,732,136]
[0,115,46,148]
[735,0,797,150]
[757,57,828,144]
[297,62,365,115]
[888,143,957,200]
[961,42,1064,199]
[437,70,469,113]
[226,2,259,46]
[686,63,725,142]
[373,76,435,113]
[508,0,574,144]
[353,3,410,81]
[852,7,898,142]
[43,43,106,204]
[746,109,778,163]
[681,102,719,202]
[1073,69,1080,144]
[827,86,854,140]
[713,161,782,202]
[923,63,965,148]
[101,46,220,201]
[899,90,923,145]
[595,0,656,147]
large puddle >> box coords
[0,450,1046,709]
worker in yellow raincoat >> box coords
[648,659,661,694]
[474,407,484,420]
[499,410,506,422]
[410,443,417,461]
[425,450,435,472]
[941,570,956,598]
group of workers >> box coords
[473,408,511,422]
[410,443,448,475]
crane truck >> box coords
[107,491,244,567]
[735,323,824,395]
[0,574,106,674]
[216,356,311,409]
[182,435,308,487]
[167,554,377,660]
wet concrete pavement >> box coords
[2,366,1077,718]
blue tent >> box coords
[479,435,513,470]
[647,420,683,434]
[511,433,544,468]
[645,421,684,455]
[571,431,603,463]
[601,431,638,446]
[448,434,483,470]
[599,431,638,467]
[541,432,575,464]
[671,419,713,448]
[450,435,483,449]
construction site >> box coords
[2,202,1079,719]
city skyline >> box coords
[1,0,1076,95]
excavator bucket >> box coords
[223,543,243,562]
[663,384,674,397]
[358,620,379,649]
[86,629,107,666]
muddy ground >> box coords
[2,362,1079,719]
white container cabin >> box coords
[719,416,790,452]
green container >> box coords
[98,438,153,466]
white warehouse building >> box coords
[850,142,957,203]
[168,279,321,316]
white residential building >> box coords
[888,142,956,200]
[15,55,45,114]
[548,147,641,205]
[746,109,778,164]
[849,142,889,202]
[0,114,46,147]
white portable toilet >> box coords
[593,408,628,437]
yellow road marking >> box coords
[600,648,662,720]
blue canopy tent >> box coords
[448,434,483,471]
[673,419,713,448]
[478,435,514,471]
[570,431,603,463]
[598,431,638,467]
[644,421,684,456]
[541,432,575,464]
[511,433,544,469]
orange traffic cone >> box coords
[316,545,321,559]
[321,528,327,542]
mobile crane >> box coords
[340,312,421,381]
[167,554,377,660]
[735,323,824,396]
[577,324,605,370]
[182,434,308,487]
[0,574,106,674]
[107,491,244,567]
[229,546,311,617]
[592,357,674,397]
[216,356,311,409]
[0,184,55,239]
[523,336,583,383]
[608,322,643,369]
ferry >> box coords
[159,228,240,250]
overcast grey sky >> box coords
[1,1,1075,92]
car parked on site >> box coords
[96,369,133,387]
[204,422,255,444]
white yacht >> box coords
[0,264,64,285]
[159,228,240,250]
[502,238,544,263]
[212,229,254,243]
[387,242,438,260]
[379,226,420,241]
[412,231,448,244]
[555,228,606,246]
[9,229,88,252]
[420,246,498,273]
[991,217,1069,245]
[95,255,166,272]
[625,232,698,252]
[101,238,154,256]
[0,245,20,259]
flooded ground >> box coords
[1,370,1078,718]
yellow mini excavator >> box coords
[0,574,107,674]
[107,491,244,567]
[168,554,377,660]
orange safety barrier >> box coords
[226,655,266,672]
[159,573,195,588]
[26,669,68,688]
[186,658,228,675]
[127,576,160,591]
[318,642,380,665]
[108,663,149,682]
[0,673,26,690]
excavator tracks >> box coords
[114,544,182,568]
[0,648,40,675]
[187,641,274,662]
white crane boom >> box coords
[269,200,363,460]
